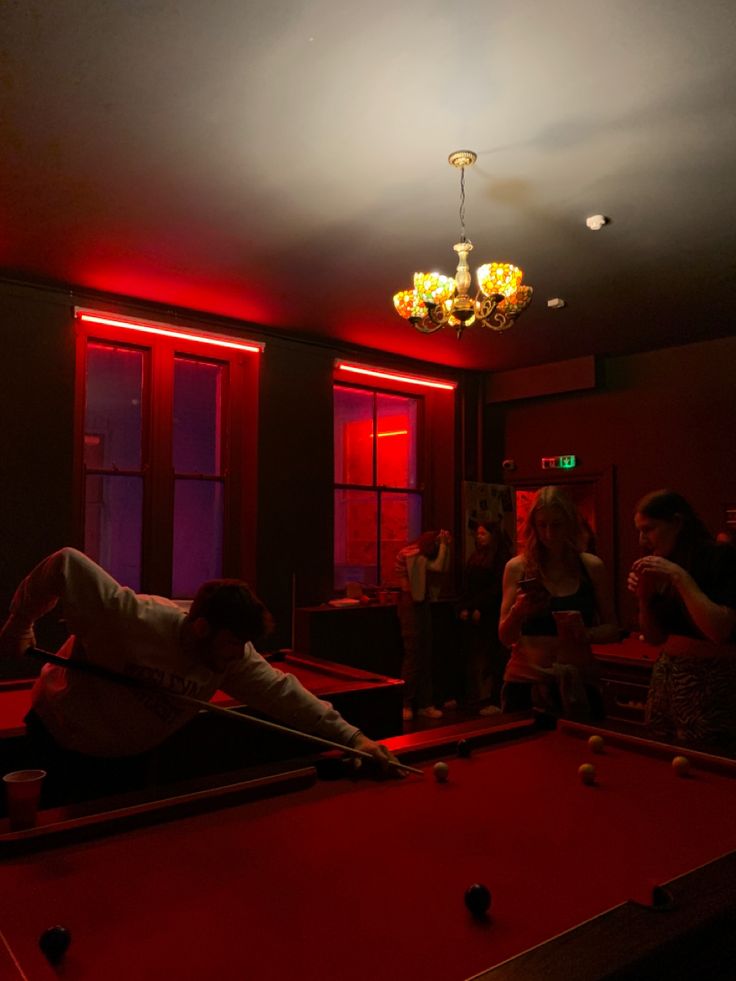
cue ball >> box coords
[39,925,71,963]
[433,761,449,783]
[588,735,604,754]
[464,883,492,917]
[456,739,471,758]
[578,763,596,785]
[672,755,690,776]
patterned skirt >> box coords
[646,636,736,747]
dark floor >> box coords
[401,701,503,735]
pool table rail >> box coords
[470,847,736,980]
[0,763,317,858]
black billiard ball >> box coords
[464,883,492,917]
[457,739,471,758]
[39,925,71,962]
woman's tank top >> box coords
[521,557,597,636]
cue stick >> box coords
[25,648,423,777]
[290,571,296,653]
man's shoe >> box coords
[417,706,444,719]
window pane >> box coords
[84,475,142,589]
[174,358,224,475]
[85,344,143,470]
[172,480,224,597]
[380,492,422,586]
[334,489,377,588]
[334,386,373,486]
[376,394,417,488]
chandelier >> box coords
[393,151,533,338]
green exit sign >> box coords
[541,455,577,470]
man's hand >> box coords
[0,615,36,658]
[350,734,405,778]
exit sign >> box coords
[541,455,577,470]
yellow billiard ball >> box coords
[578,763,596,785]
[588,735,604,754]
[433,761,449,783]
[671,755,690,776]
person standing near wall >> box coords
[394,530,452,721]
[456,519,512,715]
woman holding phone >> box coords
[498,486,618,716]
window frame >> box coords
[333,381,425,588]
[74,314,259,596]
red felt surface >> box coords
[0,687,34,733]
[4,727,736,981]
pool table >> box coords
[3,714,736,980]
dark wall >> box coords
[0,283,77,626]
[256,339,335,641]
[490,336,736,628]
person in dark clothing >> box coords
[456,519,512,714]
[629,489,736,747]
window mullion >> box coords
[143,343,175,595]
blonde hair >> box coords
[522,486,582,574]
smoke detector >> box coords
[585,214,609,231]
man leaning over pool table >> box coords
[0,548,398,800]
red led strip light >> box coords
[76,311,263,354]
[335,362,456,391]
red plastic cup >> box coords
[3,769,46,830]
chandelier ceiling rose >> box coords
[392,150,533,338]
[448,150,477,169]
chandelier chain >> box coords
[459,167,467,243]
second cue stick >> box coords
[25,648,423,777]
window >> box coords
[76,312,259,596]
[333,385,421,589]
[83,343,146,588]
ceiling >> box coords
[2,0,735,372]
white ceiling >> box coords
[2,0,735,370]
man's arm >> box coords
[0,548,123,657]
[222,646,398,771]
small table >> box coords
[593,637,660,725]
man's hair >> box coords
[188,580,273,643]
